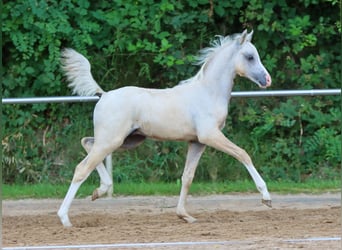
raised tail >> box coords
[61,48,105,96]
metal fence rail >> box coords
[2,89,341,104]
[231,89,341,97]
[2,96,100,104]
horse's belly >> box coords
[139,118,197,142]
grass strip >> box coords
[2,179,340,200]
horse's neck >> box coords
[200,50,236,102]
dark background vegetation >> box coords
[2,0,341,184]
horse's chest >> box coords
[191,103,228,132]
[202,100,228,126]
[212,108,228,127]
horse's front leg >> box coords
[81,137,113,200]
[177,142,206,223]
[198,129,272,207]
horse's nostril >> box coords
[266,74,272,86]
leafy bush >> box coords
[2,0,340,184]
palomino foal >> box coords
[58,30,272,227]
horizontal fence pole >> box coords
[231,89,341,97]
[2,89,341,104]
[2,96,100,104]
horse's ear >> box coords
[239,30,248,45]
[246,30,254,42]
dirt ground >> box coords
[2,193,341,249]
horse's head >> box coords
[235,30,272,88]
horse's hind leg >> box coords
[58,142,118,227]
[176,142,206,223]
[81,137,113,200]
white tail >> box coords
[61,48,105,96]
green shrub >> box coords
[2,0,340,184]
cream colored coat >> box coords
[58,30,272,227]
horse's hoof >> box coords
[178,214,197,223]
[58,213,73,227]
[185,216,197,223]
[63,221,73,228]
[92,190,99,201]
[262,199,272,208]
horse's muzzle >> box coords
[265,74,272,87]
[256,73,272,88]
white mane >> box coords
[179,34,240,85]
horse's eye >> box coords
[245,54,254,62]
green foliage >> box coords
[235,96,341,182]
[2,0,340,184]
